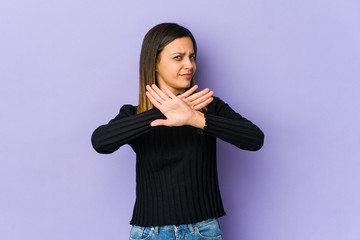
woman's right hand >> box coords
[178,85,214,110]
[146,84,202,127]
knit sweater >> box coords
[91,96,264,227]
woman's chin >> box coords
[178,84,191,93]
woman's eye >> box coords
[173,55,196,60]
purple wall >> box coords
[1,0,359,239]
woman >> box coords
[91,23,264,240]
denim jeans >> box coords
[129,218,223,240]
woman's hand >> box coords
[146,84,206,128]
[178,85,214,110]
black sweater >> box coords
[91,96,264,226]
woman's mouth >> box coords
[180,74,192,79]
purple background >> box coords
[1,0,359,239]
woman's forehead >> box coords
[163,37,194,53]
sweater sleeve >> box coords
[91,105,165,154]
[199,97,264,151]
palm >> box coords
[146,85,196,127]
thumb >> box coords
[150,119,169,127]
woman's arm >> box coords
[91,86,214,154]
[199,97,264,151]
[91,105,164,154]
[145,85,264,151]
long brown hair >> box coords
[137,23,197,114]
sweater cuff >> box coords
[196,111,209,135]
[196,113,234,136]
[130,107,165,127]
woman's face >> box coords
[156,37,196,95]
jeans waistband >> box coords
[151,218,217,232]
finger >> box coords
[186,88,210,102]
[162,84,176,99]
[151,84,171,100]
[151,119,169,127]
[191,90,214,106]
[146,85,165,103]
[180,85,198,98]
[193,97,213,110]
[146,91,162,109]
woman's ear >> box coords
[155,53,161,72]
[154,59,158,72]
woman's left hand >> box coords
[178,85,214,110]
[146,84,206,129]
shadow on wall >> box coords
[194,44,265,239]
[217,140,264,239]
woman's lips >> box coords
[181,74,192,79]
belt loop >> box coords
[188,224,194,233]
[154,226,159,234]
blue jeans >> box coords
[129,218,223,240]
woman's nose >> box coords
[183,58,194,69]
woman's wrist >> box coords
[188,111,206,129]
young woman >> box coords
[91,23,264,240]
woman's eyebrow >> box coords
[170,52,195,55]
[171,52,185,55]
